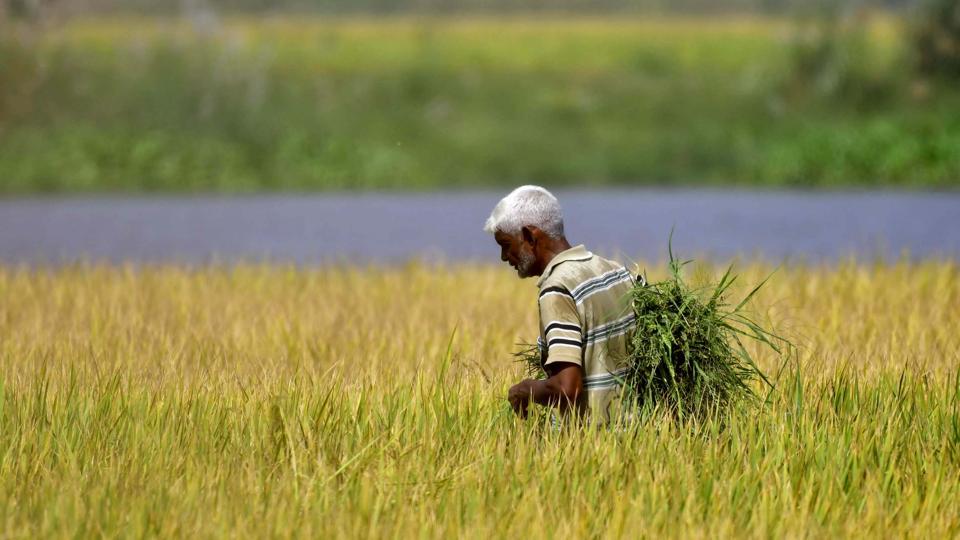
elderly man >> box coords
[484,185,639,423]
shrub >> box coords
[911,0,960,78]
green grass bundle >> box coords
[626,249,783,416]
[518,244,784,417]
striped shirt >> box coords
[536,245,640,423]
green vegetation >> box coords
[1,16,959,193]
[626,254,779,415]
[1,261,958,536]
[911,0,960,77]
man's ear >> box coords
[521,225,537,245]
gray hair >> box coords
[483,185,565,239]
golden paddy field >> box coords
[1,260,958,537]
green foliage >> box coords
[626,246,782,416]
[780,6,902,107]
[515,342,546,379]
[911,0,960,78]
[0,17,958,192]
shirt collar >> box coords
[537,244,592,287]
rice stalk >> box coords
[625,243,786,417]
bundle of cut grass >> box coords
[517,243,784,417]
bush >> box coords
[912,0,960,78]
[781,3,900,106]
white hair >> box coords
[483,185,565,239]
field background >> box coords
[3,1,960,537]
[2,261,959,537]
[2,3,960,192]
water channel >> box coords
[1,190,957,265]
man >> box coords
[484,185,640,424]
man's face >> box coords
[494,230,537,278]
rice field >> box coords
[0,261,960,538]
[1,260,959,537]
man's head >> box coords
[483,185,570,278]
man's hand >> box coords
[508,380,534,418]
[507,363,583,418]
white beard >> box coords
[516,248,536,278]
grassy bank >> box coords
[1,261,959,536]
[1,16,958,193]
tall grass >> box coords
[1,260,958,536]
[1,16,958,192]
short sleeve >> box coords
[538,286,583,367]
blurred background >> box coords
[1,0,958,262]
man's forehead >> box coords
[494,231,514,243]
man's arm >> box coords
[507,362,583,417]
